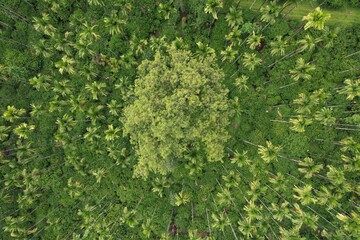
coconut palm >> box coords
[318,26,339,48]
[33,39,52,58]
[220,45,238,62]
[289,58,316,81]
[270,201,292,221]
[297,34,319,53]
[246,31,264,50]
[195,41,215,59]
[33,13,56,36]
[204,0,223,20]
[337,78,360,100]
[211,212,230,232]
[238,218,256,238]
[53,80,72,96]
[85,81,107,100]
[314,107,336,126]
[55,55,76,75]
[289,116,313,132]
[316,186,342,210]
[87,0,104,6]
[175,190,191,206]
[260,1,281,25]
[258,141,282,163]
[29,74,51,91]
[216,188,233,207]
[104,124,120,141]
[2,105,26,122]
[83,126,101,143]
[225,6,243,28]
[293,185,317,205]
[158,1,176,20]
[242,52,262,71]
[270,36,288,56]
[234,75,249,92]
[103,10,126,35]
[222,170,240,188]
[184,158,204,176]
[13,123,35,139]
[302,7,330,31]
[225,26,242,46]
[298,157,323,179]
[292,203,319,230]
[151,176,170,198]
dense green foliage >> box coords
[123,45,230,177]
[0,0,359,239]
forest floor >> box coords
[241,0,360,25]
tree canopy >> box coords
[123,44,231,177]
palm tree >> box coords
[302,7,330,31]
[87,0,104,6]
[2,105,26,122]
[318,26,339,48]
[238,218,255,238]
[175,190,191,206]
[216,188,233,207]
[83,126,101,143]
[222,170,240,188]
[242,52,262,71]
[289,58,316,81]
[151,176,170,198]
[234,75,249,92]
[85,82,107,100]
[289,116,312,132]
[314,107,336,126]
[293,184,317,205]
[204,0,223,20]
[270,201,291,221]
[53,80,72,96]
[195,41,215,59]
[316,186,341,210]
[258,141,282,163]
[33,39,52,58]
[104,124,120,141]
[91,168,105,184]
[246,31,264,50]
[184,158,204,176]
[292,203,319,231]
[220,45,238,62]
[79,22,100,44]
[225,26,242,46]
[103,10,126,35]
[260,1,281,25]
[297,34,319,53]
[13,123,35,139]
[211,212,230,232]
[244,200,263,221]
[230,150,250,167]
[158,1,176,20]
[298,157,323,179]
[29,74,51,91]
[0,125,9,141]
[225,6,243,28]
[33,13,56,36]
[337,78,360,100]
[270,36,288,56]
[55,55,76,75]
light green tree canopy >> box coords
[123,44,231,178]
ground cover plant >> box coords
[0,0,359,239]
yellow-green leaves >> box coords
[302,7,330,31]
[123,44,230,177]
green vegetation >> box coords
[0,0,359,239]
